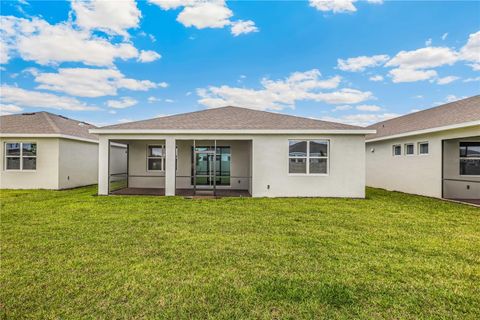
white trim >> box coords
[146,144,165,172]
[404,143,415,156]
[366,120,480,143]
[288,139,329,175]
[90,129,375,135]
[418,141,429,155]
[0,133,98,144]
[4,141,37,171]
[392,144,402,156]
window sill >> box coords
[288,173,329,177]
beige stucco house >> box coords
[366,95,480,203]
[0,112,126,190]
[91,106,375,198]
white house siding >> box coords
[0,137,59,189]
[366,125,480,199]
[58,139,99,189]
[252,134,366,198]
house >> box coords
[90,106,375,197]
[366,95,480,202]
[0,112,127,190]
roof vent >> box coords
[22,112,36,115]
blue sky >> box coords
[1,0,479,127]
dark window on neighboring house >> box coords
[393,145,401,156]
[460,142,480,175]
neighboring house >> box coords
[0,112,127,190]
[90,106,375,198]
[366,95,480,201]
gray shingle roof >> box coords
[367,95,480,140]
[0,112,98,141]
[99,106,364,130]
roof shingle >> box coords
[367,95,480,140]
[0,112,98,141]
[99,106,364,131]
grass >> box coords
[1,186,479,319]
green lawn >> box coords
[1,187,479,319]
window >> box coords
[147,145,164,171]
[5,142,37,170]
[460,142,480,176]
[288,140,328,175]
[393,145,401,156]
[405,143,414,155]
[418,142,429,155]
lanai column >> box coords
[98,136,110,195]
[164,136,176,196]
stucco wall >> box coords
[127,140,165,188]
[0,137,59,189]
[366,125,480,199]
[252,135,366,198]
[58,139,99,189]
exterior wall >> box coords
[98,133,367,198]
[252,134,365,198]
[366,125,480,199]
[127,140,165,188]
[443,137,480,199]
[0,137,59,189]
[58,139,99,189]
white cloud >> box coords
[158,82,169,88]
[0,104,23,115]
[309,0,383,13]
[309,0,357,13]
[176,2,232,29]
[332,105,352,111]
[436,75,459,85]
[425,38,432,46]
[337,55,389,72]
[356,104,382,112]
[149,0,257,36]
[164,99,175,103]
[369,75,384,82]
[33,68,162,97]
[71,0,141,37]
[148,96,161,103]
[442,33,448,40]
[389,68,437,83]
[0,85,98,111]
[464,76,480,82]
[1,16,138,66]
[198,69,373,110]
[385,46,458,70]
[321,113,400,127]
[138,50,162,62]
[460,30,480,70]
[231,20,258,36]
[106,97,138,109]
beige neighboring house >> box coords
[366,95,480,202]
[0,112,127,190]
[90,106,375,198]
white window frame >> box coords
[288,139,329,176]
[392,144,402,156]
[4,142,37,171]
[418,141,429,155]
[404,143,415,156]
[146,145,165,171]
[459,141,480,176]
